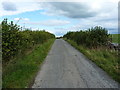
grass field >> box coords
[65,39,120,83]
[110,34,120,44]
[3,39,55,88]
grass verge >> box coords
[110,34,120,44]
[64,38,120,83]
[3,39,55,88]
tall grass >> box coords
[65,39,120,83]
[3,39,55,88]
[110,34,120,44]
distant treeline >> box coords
[63,26,109,48]
[2,19,55,64]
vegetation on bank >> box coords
[63,26,109,48]
[2,19,55,88]
[3,38,55,88]
[63,26,119,83]
[65,39,119,83]
[110,34,120,44]
[2,18,55,65]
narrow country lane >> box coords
[32,39,119,88]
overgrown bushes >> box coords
[63,26,109,48]
[65,39,120,83]
[2,19,55,64]
[64,26,120,83]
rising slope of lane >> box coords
[32,39,119,88]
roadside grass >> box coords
[64,38,120,83]
[110,34,120,44]
[2,39,55,88]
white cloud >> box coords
[23,18,29,21]
[34,0,119,3]
[0,0,118,35]
[0,1,42,16]
[14,18,20,21]
[0,0,119,2]
[40,2,98,19]
[2,1,17,11]
[14,18,29,21]
[22,20,70,26]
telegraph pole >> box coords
[15,18,22,24]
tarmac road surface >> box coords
[32,39,119,88]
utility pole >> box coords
[15,18,22,24]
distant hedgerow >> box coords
[63,26,109,48]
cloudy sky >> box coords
[0,0,119,36]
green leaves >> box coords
[2,18,55,64]
[63,26,109,48]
